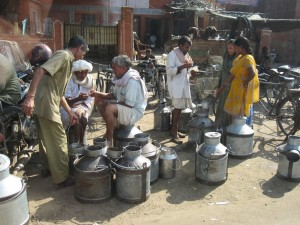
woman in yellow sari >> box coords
[217,37,259,125]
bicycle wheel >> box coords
[276,94,299,136]
[266,82,281,108]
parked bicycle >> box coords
[89,61,115,93]
[257,74,300,136]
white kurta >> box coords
[166,50,191,99]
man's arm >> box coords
[21,67,45,116]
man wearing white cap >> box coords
[61,59,94,144]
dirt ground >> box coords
[21,92,300,225]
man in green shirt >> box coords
[22,35,88,188]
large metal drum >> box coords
[113,125,142,148]
[195,132,228,185]
[188,104,214,144]
[277,136,300,181]
[154,101,171,131]
[159,147,178,179]
[74,145,112,203]
[115,145,151,203]
[226,116,254,158]
[178,108,192,133]
[134,133,161,184]
[0,154,30,225]
[93,137,108,154]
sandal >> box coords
[178,132,186,138]
[171,137,183,144]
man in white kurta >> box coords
[166,36,193,144]
[60,60,94,143]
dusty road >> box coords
[22,95,300,225]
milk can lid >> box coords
[0,154,10,172]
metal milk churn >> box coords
[115,145,151,203]
[68,143,86,176]
[134,133,161,184]
[0,154,30,225]
[188,103,214,145]
[226,116,254,158]
[159,147,179,179]
[178,108,193,133]
[93,137,108,154]
[154,98,171,131]
[113,125,142,148]
[195,132,228,184]
[276,135,300,181]
[74,145,112,203]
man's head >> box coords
[30,43,52,66]
[178,36,192,55]
[111,55,132,78]
[72,60,93,85]
[68,35,89,60]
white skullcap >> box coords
[72,60,93,72]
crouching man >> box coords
[90,55,147,146]
[60,60,94,144]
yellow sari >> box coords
[224,54,259,116]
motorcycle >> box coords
[0,66,38,174]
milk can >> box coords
[0,154,30,225]
[159,147,179,179]
[68,143,85,176]
[74,145,112,203]
[114,145,151,203]
[188,103,214,144]
[106,147,124,161]
[113,125,142,148]
[93,137,108,154]
[195,132,228,185]
[134,133,161,184]
[277,135,300,181]
[226,116,254,158]
[178,108,193,133]
[154,99,171,131]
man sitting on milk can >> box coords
[90,54,148,147]
[60,60,94,143]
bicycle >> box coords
[154,63,167,100]
[257,75,300,136]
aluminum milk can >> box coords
[277,135,300,181]
[134,133,161,184]
[93,137,108,154]
[188,103,214,144]
[195,132,228,185]
[154,99,171,131]
[68,143,85,176]
[74,145,112,203]
[226,116,254,158]
[178,108,193,133]
[159,147,178,179]
[0,154,30,225]
[115,145,151,203]
[113,125,142,148]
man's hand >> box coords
[77,93,88,101]
[22,96,35,116]
[69,110,79,125]
[90,90,104,104]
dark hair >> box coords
[68,35,89,52]
[178,36,192,46]
[234,36,253,55]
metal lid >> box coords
[0,154,10,172]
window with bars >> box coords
[82,14,96,25]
